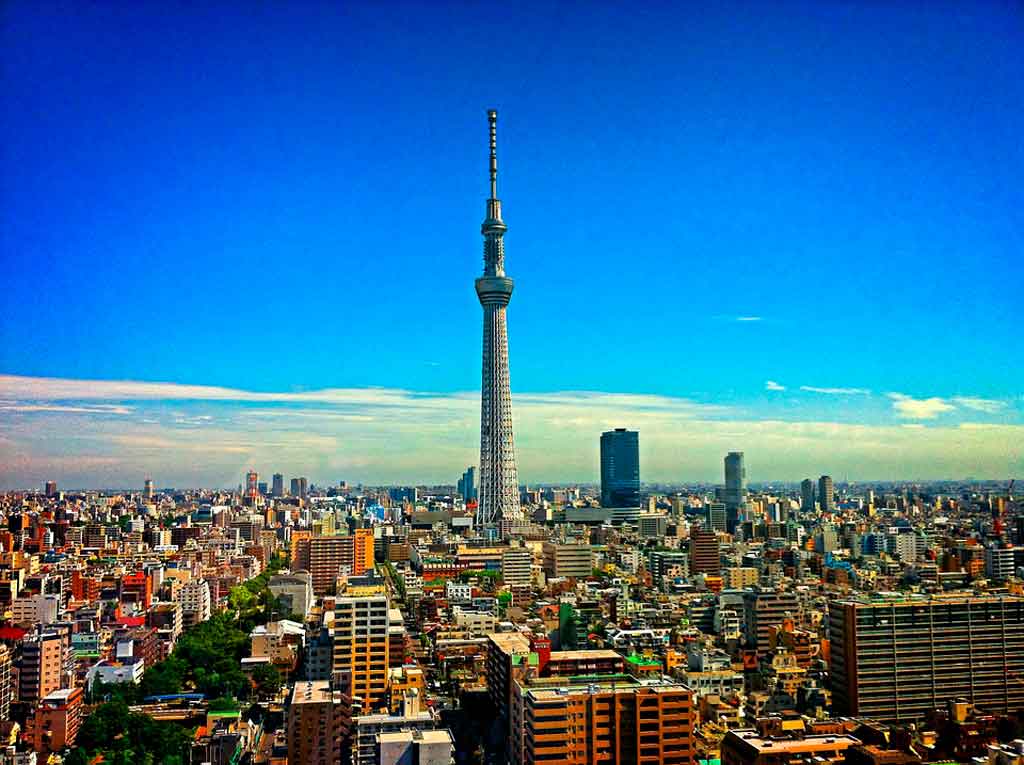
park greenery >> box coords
[383,561,406,600]
[73,554,288,763]
[63,699,192,765]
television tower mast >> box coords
[475,110,521,528]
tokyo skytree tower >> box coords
[475,110,522,528]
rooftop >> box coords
[521,674,689,700]
[726,730,862,753]
[549,649,622,661]
[290,681,334,705]
[624,653,662,667]
[487,632,531,654]
[836,593,1024,607]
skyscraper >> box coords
[272,473,285,497]
[246,470,259,505]
[818,475,834,513]
[475,110,521,528]
[457,466,477,502]
[44,481,57,497]
[600,428,640,507]
[723,452,746,510]
[143,478,155,500]
[689,530,720,575]
[800,478,815,512]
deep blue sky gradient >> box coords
[2,1,1022,402]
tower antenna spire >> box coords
[488,109,498,199]
[475,108,520,530]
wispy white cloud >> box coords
[887,393,955,420]
[735,316,762,322]
[799,385,872,395]
[0,403,134,415]
[765,381,786,391]
[0,374,425,407]
[1,374,1021,488]
[952,397,1006,414]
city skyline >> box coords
[4,5,1024,764]
[0,371,1020,489]
[2,2,1022,487]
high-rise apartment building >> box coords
[689,530,720,575]
[815,524,839,554]
[502,547,532,588]
[818,475,834,513]
[542,542,592,579]
[724,452,746,510]
[272,473,285,497]
[600,428,640,508]
[27,687,84,755]
[44,481,57,497]
[143,478,155,500]
[309,531,376,596]
[176,580,211,628]
[829,595,1024,721]
[475,110,521,528]
[486,632,532,727]
[649,550,691,588]
[291,530,312,570]
[800,478,815,512]
[743,590,800,656]
[509,675,695,765]
[0,644,11,722]
[347,528,376,576]
[333,594,391,712]
[985,545,1018,580]
[19,630,72,704]
[354,690,443,765]
[288,677,353,765]
[310,536,348,596]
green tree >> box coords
[558,602,578,650]
[250,663,282,697]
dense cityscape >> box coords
[1,107,1022,765]
[3,3,1022,765]
[0,462,1021,765]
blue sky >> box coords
[1,2,1021,488]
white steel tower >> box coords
[475,110,521,527]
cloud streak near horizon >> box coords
[0,374,1020,489]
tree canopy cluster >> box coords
[73,554,288,762]
[63,699,191,765]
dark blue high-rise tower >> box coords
[600,428,640,508]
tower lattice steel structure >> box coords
[475,110,521,528]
